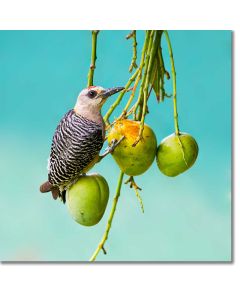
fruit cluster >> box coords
[67,119,198,226]
[65,30,199,261]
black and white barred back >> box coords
[48,109,104,187]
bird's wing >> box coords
[48,109,103,186]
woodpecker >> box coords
[40,86,124,202]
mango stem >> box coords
[164,30,180,135]
[89,171,124,261]
[87,30,99,87]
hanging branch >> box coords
[127,30,138,73]
[141,30,162,111]
[103,69,139,125]
[158,47,167,102]
[120,31,152,119]
[89,171,124,261]
[104,30,153,125]
[133,30,156,146]
[87,30,99,87]
[132,30,152,120]
[164,30,180,135]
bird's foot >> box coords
[99,136,125,161]
[64,174,86,191]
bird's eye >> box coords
[88,90,97,98]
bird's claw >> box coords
[99,136,125,160]
[109,136,125,153]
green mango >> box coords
[66,174,109,226]
[156,132,198,177]
[108,119,157,176]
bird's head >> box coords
[75,86,125,112]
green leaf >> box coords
[149,49,161,101]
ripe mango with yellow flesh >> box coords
[108,119,157,176]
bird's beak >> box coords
[98,87,125,99]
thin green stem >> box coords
[164,30,180,135]
[133,30,155,145]
[89,171,124,262]
[141,30,161,115]
[127,30,138,73]
[120,31,151,119]
[120,75,141,118]
[87,30,99,87]
[104,31,152,124]
[138,31,155,119]
[132,30,152,120]
[103,70,138,125]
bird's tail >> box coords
[40,181,52,193]
[39,181,60,200]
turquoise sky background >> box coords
[0,30,231,261]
